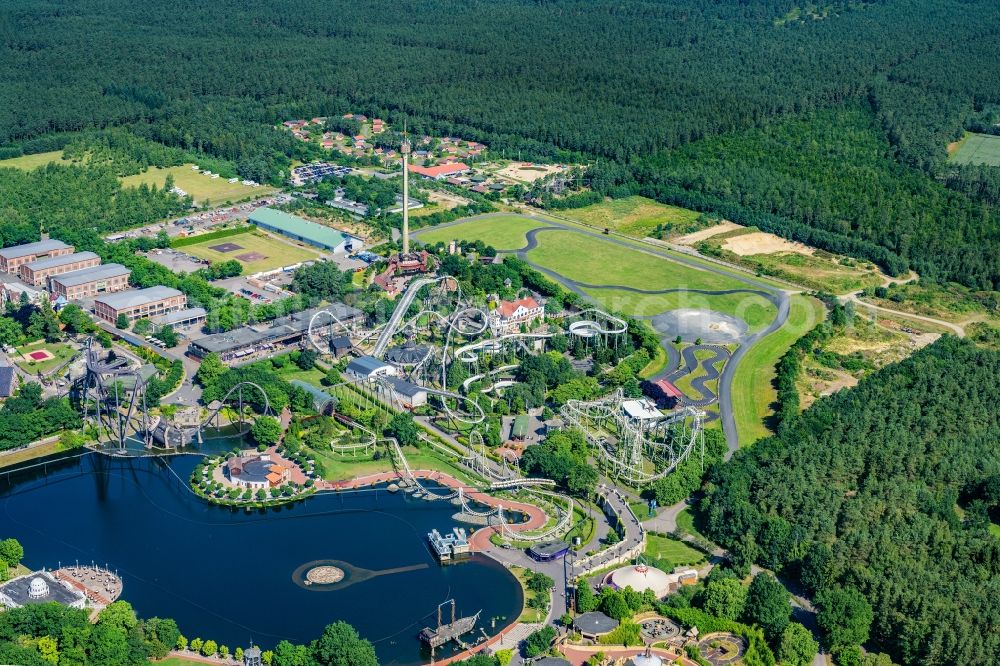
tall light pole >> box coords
[401,131,411,256]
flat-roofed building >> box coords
[151,307,207,330]
[188,304,362,362]
[49,263,131,300]
[0,239,74,274]
[248,207,362,253]
[94,286,186,324]
[20,251,101,286]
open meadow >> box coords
[181,230,319,273]
[526,229,750,293]
[554,196,703,238]
[120,164,275,204]
[949,132,1000,166]
[0,150,72,170]
[416,214,545,250]
[582,287,777,330]
[731,294,825,446]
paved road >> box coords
[415,213,792,455]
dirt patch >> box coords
[675,221,741,245]
[236,251,268,262]
[427,190,467,209]
[947,139,964,156]
[496,162,565,183]
[722,231,814,257]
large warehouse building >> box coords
[20,251,101,286]
[188,304,362,362]
[49,263,132,300]
[0,239,74,274]
[94,286,187,324]
[248,207,362,254]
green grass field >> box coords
[582,286,777,330]
[644,533,705,569]
[13,341,78,375]
[949,132,1000,166]
[675,508,710,542]
[151,658,209,666]
[416,214,544,250]
[120,164,276,204]
[0,150,73,170]
[181,230,319,273]
[731,294,826,446]
[556,196,701,238]
[527,229,750,293]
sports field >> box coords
[0,150,72,170]
[416,215,544,250]
[527,229,750,293]
[555,195,702,238]
[731,294,825,446]
[949,132,1000,166]
[582,287,777,330]
[14,341,78,375]
[181,230,319,273]
[120,164,275,204]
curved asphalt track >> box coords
[413,213,792,457]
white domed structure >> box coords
[608,563,672,598]
[27,577,49,599]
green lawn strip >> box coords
[181,230,319,273]
[0,436,79,470]
[528,229,751,293]
[732,294,826,446]
[582,286,777,331]
[511,566,548,623]
[276,366,327,387]
[630,499,657,521]
[643,533,705,569]
[170,225,253,248]
[13,340,78,375]
[989,523,1000,539]
[416,214,545,250]
[0,150,73,170]
[675,508,710,543]
[639,344,669,379]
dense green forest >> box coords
[701,338,1000,665]
[3,0,1000,287]
[631,108,1000,289]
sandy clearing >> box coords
[496,162,564,183]
[427,190,466,209]
[674,221,741,245]
[722,231,815,256]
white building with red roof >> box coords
[408,162,470,180]
[490,295,544,334]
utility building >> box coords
[248,207,362,254]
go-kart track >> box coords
[414,213,793,456]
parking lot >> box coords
[144,248,209,274]
[214,276,288,303]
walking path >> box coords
[320,468,547,550]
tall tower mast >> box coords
[401,124,411,255]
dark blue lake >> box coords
[0,452,521,665]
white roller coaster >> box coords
[561,388,705,486]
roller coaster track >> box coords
[373,276,453,358]
[561,388,704,486]
[159,381,272,445]
[488,478,556,490]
